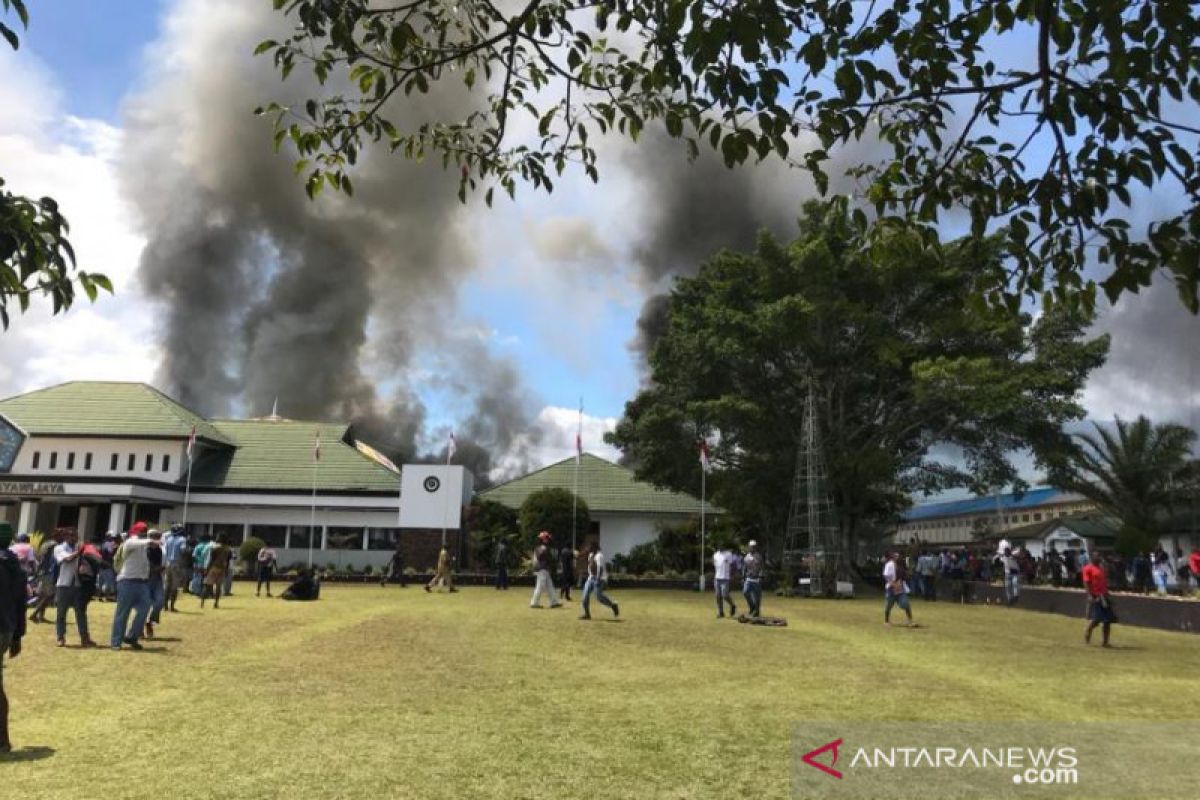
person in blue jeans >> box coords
[1002,547,1021,606]
[110,523,155,651]
[579,543,619,620]
[741,540,765,617]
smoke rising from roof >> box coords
[119,0,540,470]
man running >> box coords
[579,542,619,620]
[883,551,914,626]
[529,531,561,609]
[742,540,765,618]
[713,545,736,618]
[1082,553,1116,647]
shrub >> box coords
[239,537,267,568]
[518,488,589,551]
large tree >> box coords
[1046,415,1198,556]
[605,200,1109,560]
[260,0,1200,313]
[0,0,110,328]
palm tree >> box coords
[1048,416,1197,556]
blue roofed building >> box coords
[892,488,1095,546]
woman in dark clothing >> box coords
[557,546,575,601]
[282,569,320,601]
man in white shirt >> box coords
[579,542,619,620]
[713,546,737,618]
[1002,547,1021,605]
[52,528,93,648]
[883,552,914,626]
[110,522,155,651]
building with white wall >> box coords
[480,453,713,556]
[892,487,1096,547]
[0,381,427,570]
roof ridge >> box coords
[486,452,616,491]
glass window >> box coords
[85,453,93,470]
[144,453,153,471]
[32,451,41,469]
[162,454,171,473]
[1033,513,1042,522]
[1021,514,1030,522]
[326,526,364,550]
[110,453,119,470]
[127,453,135,471]
[367,528,401,551]
[67,452,75,470]
[49,452,58,469]
[250,525,287,548]
[211,523,244,545]
[184,522,210,540]
[288,525,318,550]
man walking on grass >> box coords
[1082,554,1116,647]
[425,543,457,593]
[380,542,405,588]
[163,524,187,612]
[111,522,155,651]
[741,541,765,618]
[713,545,736,618]
[883,551,915,626]
[580,542,619,620]
[202,534,232,609]
[1,523,27,753]
[529,531,561,609]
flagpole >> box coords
[182,454,193,528]
[572,398,582,553]
[700,464,706,593]
[442,433,454,549]
[309,431,319,569]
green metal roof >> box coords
[482,453,713,515]
[1005,512,1120,542]
[0,382,232,445]
[191,419,399,492]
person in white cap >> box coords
[741,540,765,617]
[529,531,561,609]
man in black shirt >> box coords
[381,544,406,587]
[557,545,575,601]
[1,522,28,753]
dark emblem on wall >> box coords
[423,476,441,493]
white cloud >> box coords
[0,50,156,399]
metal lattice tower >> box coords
[783,381,846,597]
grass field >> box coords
[4,584,1199,799]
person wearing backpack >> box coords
[53,527,96,648]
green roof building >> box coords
[0,381,411,568]
[481,453,716,556]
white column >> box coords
[319,525,328,552]
[241,523,250,545]
[109,501,127,535]
[17,500,39,535]
[77,505,96,540]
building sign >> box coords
[0,482,66,496]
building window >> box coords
[212,523,244,545]
[67,452,75,470]
[162,454,171,472]
[49,452,58,469]
[250,525,287,548]
[288,525,318,551]
[1033,513,1042,522]
[144,453,153,471]
[1021,514,1030,522]
[327,526,364,550]
[110,453,119,471]
[32,451,40,469]
[368,528,401,551]
[85,453,93,470]
[127,453,136,471]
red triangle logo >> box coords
[801,738,844,779]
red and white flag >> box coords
[698,439,711,472]
[313,430,321,462]
[447,432,457,465]
[186,425,197,462]
[575,399,583,464]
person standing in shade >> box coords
[713,545,737,618]
[110,522,155,651]
[53,528,95,648]
[144,530,165,638]
[162,524,188,612]
[579,542,619,620]
[1082,554,1116,646]
[494,539,509,590]
[202,534,232,609]
[257,543,279,596]
[380,542,404,589]
[557,544,575,602]
[741,540,765,618]
[883,551,915,626]
[1,523,28,753]
[529,531,561,609]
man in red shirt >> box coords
[1082,554,1116,647]
[1189,549,1200,595]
